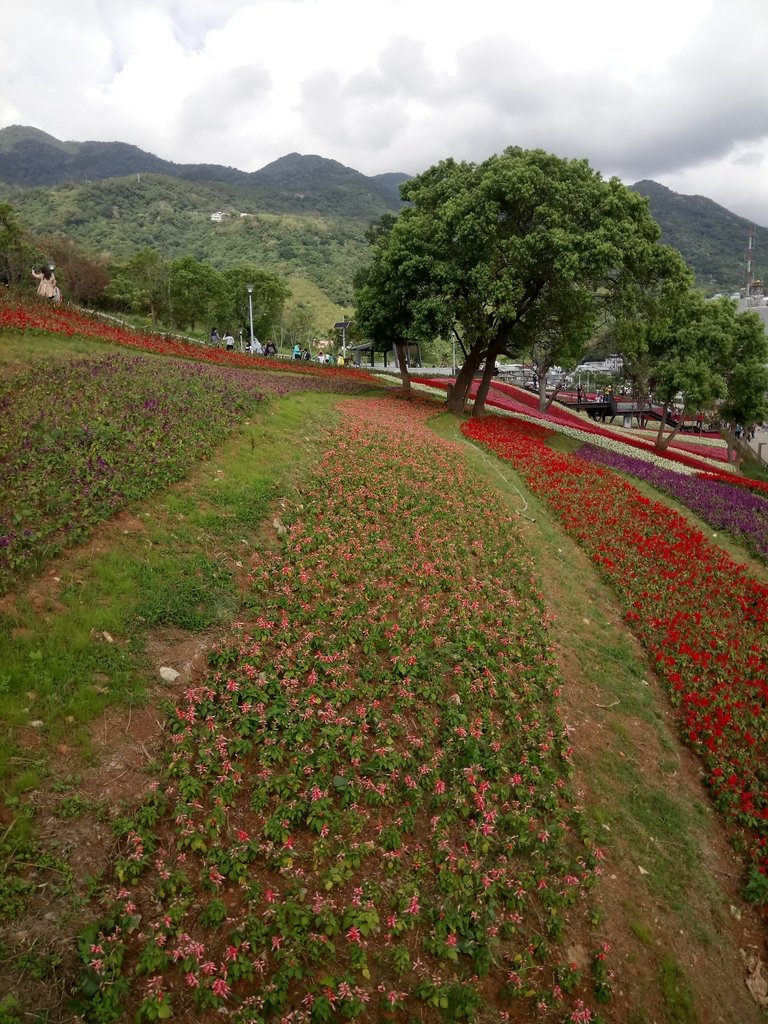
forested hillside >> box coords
[3,125,767,301]
[0,127,412,302]
[0,126,408,215]
[3,173,375,300]
[630,179,768,291]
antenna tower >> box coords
[746,224,755,293]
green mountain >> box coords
[2,126,765,299]
[629,179,767,292]
[0,126,407,217]
[0,126,412,301]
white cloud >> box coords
[2,0,768,223]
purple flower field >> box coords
[575,443,768,563]
[0,353,268,592]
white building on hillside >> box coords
[575,354,623,374]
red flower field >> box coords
[463,414,768,898]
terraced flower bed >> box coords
[0,352,272,592]
[417,378,733,475]
[0,298,375,383]
[463,414,768,902]
[575,443,768,564]
[77,398,610,1023]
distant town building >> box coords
[737,292,768,333]
[575,354,623,374]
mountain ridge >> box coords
[628,178,767,290]
[0,125,409,211]
[1,125,765,293]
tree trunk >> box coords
[537,373,549,412]
[446,346,484,415]
[722,426,737,466]
[655,405,685,451]
[543,379,565,411]
[472,357,500,417]
[394,340,412,396]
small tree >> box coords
[622,291,768,455]
[169,256,224,331]
[0,202,34,288]
[215,266,290,344]
[105,247,169,324]
[280,302,318,353]
[45,236,110,306]
[713,304,768,462]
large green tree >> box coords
[214,265,290,345]
[622,292,768,456]
[356,148,691,415]
[168,256,224,331]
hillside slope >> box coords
[3,125,767,295]
[0,126,407,218]
[630,179,768,291]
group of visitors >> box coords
[209,327,236,350]
[209,328,277,357]
[287,345,348,365]
[735,423,758,443]
[293,344,319,362]
[244,338,276,356]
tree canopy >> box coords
[0,202,35,287]
[619,291,768,453]
[354,147,692,413]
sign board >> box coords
[334,321,351,330]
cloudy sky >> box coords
[3,0,768,224]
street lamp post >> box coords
[333,316,351,360]
[246,284,255,353]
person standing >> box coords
[32,264,57,299]
[292,343,302,360]
[224,330,235,351]
[209,327,220,347]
